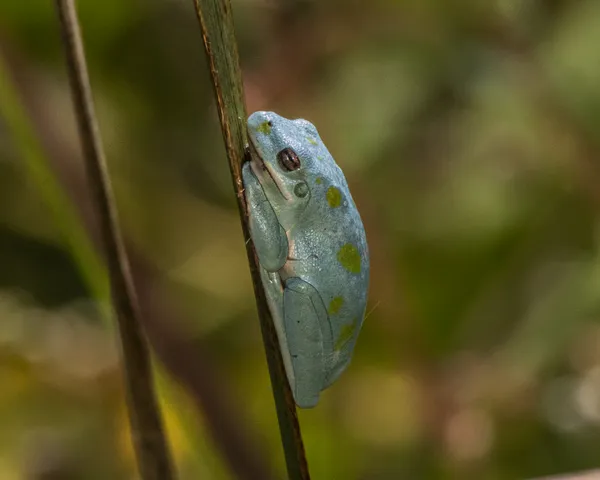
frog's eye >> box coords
[277,148,301,172]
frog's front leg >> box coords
[242,163,288,271]
[243,163,297,391]
[283,277,333,408]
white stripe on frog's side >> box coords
[260,269,296,392]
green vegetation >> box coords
[1,1,600,478]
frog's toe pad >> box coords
[294,391,320,409]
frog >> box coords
[242,111,370,408]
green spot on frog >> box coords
[335,319,357,351]
[257,121,272,135]
[317,156,324,161]
[328,296,344,315]
[315,177,322,185]
[337,243,361,273]
[307,137,317,145]
[326,186,342,208]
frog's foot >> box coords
[282,277,332,408]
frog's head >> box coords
[247,111,327,222]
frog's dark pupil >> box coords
[277,148,301,171]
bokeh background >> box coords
[1,0,600,478]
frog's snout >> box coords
[247,111,274,133]
[248,111,270,127]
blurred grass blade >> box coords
[0,52,110,318]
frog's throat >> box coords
[248,138,292,202]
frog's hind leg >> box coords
[282,277,333,408]
[258,267,296,392]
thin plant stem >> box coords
[191,0,310,478]
[53,0,175,478]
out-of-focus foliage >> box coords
[1,0,600,478]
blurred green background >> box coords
[2,0,600,478]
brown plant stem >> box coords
[53,0,175,478]
[191,0,310,478]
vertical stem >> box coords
[191,0,310,478]
[53,1,175,478]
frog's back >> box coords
[286,152,369,384]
